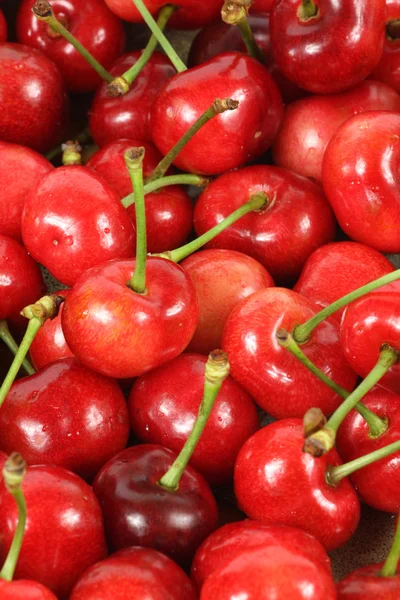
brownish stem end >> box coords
[21,294,65,322]
[107,76,130,98]
[303,407,327,438]
[387,19,400,40]
[33,0,53,19]
[213,98,240,114]
[221,0,252,25]
[302,427,335,457]
[3,453,26,491]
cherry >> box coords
[0,7,7,41]
[322,111,400,252]
[0,43,69,152]
[273,80,400,182]
[21,166,135,287]
[181,249,274,354]
[371,0,400,93]
[89,51,175,147]
[270,0,386,94]
[0,581,57,600]
[69,547,196,600]
[252,0,274,10]
[151,52,283,176]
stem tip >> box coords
[3,453,26,492]
[107,76,130,97]
[32,0,52,18]
[205,350,230,385]
[213,98,240,113]
[303,407,327,438]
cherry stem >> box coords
[0,321,35,376]
[62,140,82,166]
[121,174,209,209]
[0,295,64,409]
[32,1,113,82]
[381,515,400,577]
[305,345,398,457]
[159,191,268,263]
[146,97,240,184]
[107,5,176,97]
[298,0,318,20]
[276,329,388,439]
[158,350,230,491]
[45,127,91,162]
[124,148,147,294]
[387,19,400,41]
[132,0,187,74]
[293,269,400,344]
[0,453,27,582]
[221,0,264,62]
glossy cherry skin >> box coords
[151,52,283,176]
[0,141,53,240]
[0,358,130,480]
[87,139,193,253]
[182,249,274,355]
[191,520,332,591]
[0,235,45,321]
[294,241,394,322]
[252,0,274,10]
[0,7,7,41]
[22,166,135,286]
[273,80,400,182]
[0,581,57,600]
[17,0,125,93]
[322,111,400,252]
[70,547,196,600]
[93,444,218,567]
[62,257,199,379]
[222,287,357,419]
[270,0,386,94]
[194,165,336,284]
[104,0,221,28]
[336,388,400,513]
[337,563,400,599]
[90,52,175,147]
[0,465,107,599]
[234,419,361,550]
[200,546,337,600]
[129,353,259,485]
[0,43,69,152]
[371,0,400,93]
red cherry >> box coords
[128,353,259,485]
[0,7,7,41]
[90,51,175,147]
[322,111,400,252]
[194,165,336,284]
[87,139,193,253]
[21,166,135,287]
[270,0,386,94]
[104,0,221,28]
[62,257,199,379]
[252,0,274,10]
[234,419,360,550]
[151,52,283,176]
[371,0,400,93]
[337,563,400,599]
[273,80,400,182]
[0,465,107,598]
[93,444,218,566]
[0,580,57,600]
[0,43,69,152]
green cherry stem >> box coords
[121,174,209,209]
[0,453,27,582]
[221,0,264,62]
[381,515,400,577]
[293,269,400,344]
[298,0,318,20]
[124,148,147,294]
[62,140,82,166]
[107,5,176,96]
[0,321,35,376]
[158,350,230,491]
[32,1,113,82]
[132,0,187,74]
[276,329,388,438]
[146,97,239,184]
[45,127,91,162]
[0,295,65,409]
[157,192,268,263]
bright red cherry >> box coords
[322,111,400,252]
[270,0,386,94]
[252,0,274,10]
[337,563,400,599]
[222,287,357,419]
[194,165,336,284]
[129,353,259,485]
[21,166,135,286]
[93,444,218,567]
[151,52,283,176]
[69,547,196,600]
[273,80,400,182]
[371,0,400,93]
[182,249,274,355]
[0,43,68,152]
[0,7,7,41]
[17,0,125,93]
[234,419,360,550]
[0,580,57,600]
[90,51,175,147]
[104,0,221,28]
[0,465,107,599]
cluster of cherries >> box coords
[1,0,400,597]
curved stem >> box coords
[146,98,239,184]
[381,516,400,577]
[0,454,27,582]
[0,321,35,376]
[121,174,209,209]
[221,0,264,62]
[45,127,91,162]
[158,350,230,491]
[293,269,400,344]
[132,0,187,73]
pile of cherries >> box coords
[1,0,400,597]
